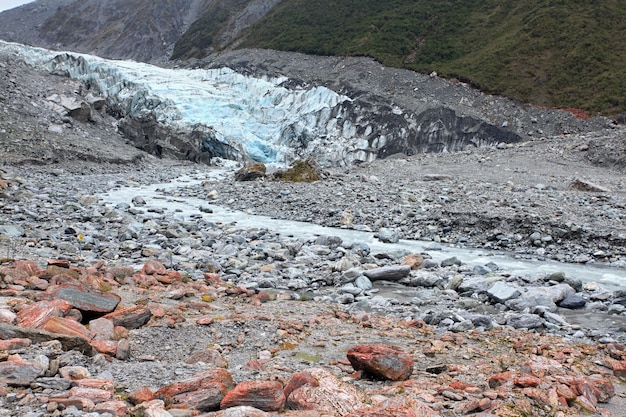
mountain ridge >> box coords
[0,0,625,115]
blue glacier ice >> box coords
[0,40,524,166]
[0,41,351,165]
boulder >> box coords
[102,306,152,329]
[43,284,121,315]
[402,254,424,270]
[487,281,521,303]
[220,380,285,412]
[0,355,47,386]
[568,179,611,193]
[272,158,323,182]
[155,369,234,403]
[235,163,267,181]
[286,368,365,414]
[363,266,410,282]
[347,344,414,381]
[0,323,94,355]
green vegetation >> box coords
[171,0,252,59]
[175,0,626,115]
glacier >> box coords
[0,40,522,166]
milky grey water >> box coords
[99,171,626,291]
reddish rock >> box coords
[155,369,234,402]
[16,300,68,328]
[0,323,93,355]
[89,317,115,340]
[208,406,270,417]
[67,387,112,403]
[513,375,541,388]
[286,368,365,415]
[41,316,91,340]
[402,254,424,270]
[54,397,95,412]
[0,338,31,351]
[132,273,161,288]
[284,371,319,399]
[556,384,577,402]
[15,259,42,275]
[128,386,155,405]
[0,355,47,386]
[220,380,285,412]
[454,399,481,415]
[113,326,129,340]
[93,400,129,417]
[26,275,49,290]
[103,305,152,329]
[488,371,514,388]
[75,378,115,391]
[345,406,421,417]
[608,359,626,380]
[205,273,225,285]
[185,348,228,368]
[586,376,615,403]
[155,270,182,284]
[196,316,214,325]
[174,384,230,412]
[130,399,169,417]
[478,397,492,411]
[43,284,121,314]
[90,340,118,356]
[58,366,91,380]
[116,338,131,360]
[574,394,598,414]
[142,260,168,275]
[347,344,414,381]
[47,259,71,269]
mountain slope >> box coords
[1,0,625,115]
[183,0,626,115]
[0,0,215,62]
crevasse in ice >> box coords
[0,41,351,165]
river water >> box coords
[99,171,626,291]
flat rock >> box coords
[286,368,365,415]
[558,294,587,309]
[16,300,70,328]
[487,281,521,303]
[155,369,234,402]
[44,284,121,314]
[568,178,611,193]
[363,266,410,282]
[41,316,91,339]
[220,380,285,412]
[103,306,152,329]
[0,355,47,386]
[0,323,94,355]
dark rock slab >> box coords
[0,323,94,355]
[43,284,121,314]
[102,306,152,329]
[0,357,46,386]
[363,265,410,282]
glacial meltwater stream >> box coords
[99,170,626,291]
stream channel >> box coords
[99,170,626,292]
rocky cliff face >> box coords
[0,0,211,62]
[0,0,278,63]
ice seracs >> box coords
[0,40,522,166]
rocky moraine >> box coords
[1,40,626,417]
